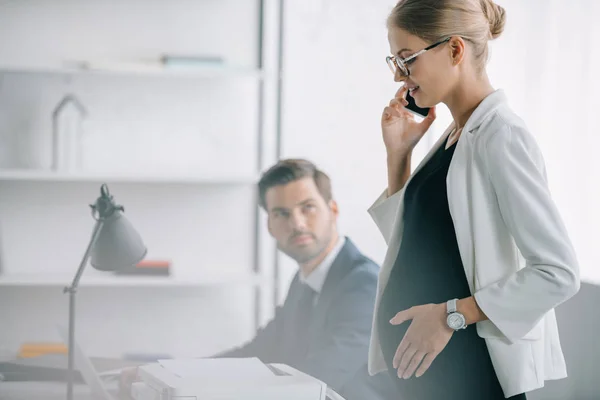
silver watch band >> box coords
[447,298,458,314]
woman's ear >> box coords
[448,36,466,65]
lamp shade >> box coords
[90,209,147,271]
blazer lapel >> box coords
[446,89,508,294]
[447,131,475,292]
[282,275,315,361]
[308,239,356,339]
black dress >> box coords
[377,138,527,400]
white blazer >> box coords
[367,90,580,398]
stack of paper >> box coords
[157,357,274,381]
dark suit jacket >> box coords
[218,238,395,400]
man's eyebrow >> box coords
[269,199,316,213]
[297,198,316,205]
[269,206,288,213]
[397,48,412,56]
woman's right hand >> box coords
[381,85,437,157]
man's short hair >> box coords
[258,159,333,210]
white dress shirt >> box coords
[300,236,346,301]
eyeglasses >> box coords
[386,37,451,77]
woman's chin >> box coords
[413,92,429,108]
[414,95,434,110]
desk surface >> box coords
[0,381,116,400]
[0,380,346,400]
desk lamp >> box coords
[63,184,146,400]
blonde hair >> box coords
[388,0,506,69]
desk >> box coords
[0,377,346,400]
[0,354,137,400]
[0,381,117,400]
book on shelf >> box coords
[113,259,171,276]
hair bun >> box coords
[481,0,506,40]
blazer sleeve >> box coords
[368,188,405,244]
[215,305,285,362]
[473,124,580,343]
[296,266,377,393]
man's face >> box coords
[265,178,338,264]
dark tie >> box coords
[297,283,316,321]
[293,284,317,356]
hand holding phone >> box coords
[381,86,437,155]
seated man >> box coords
[216,159,394,400]
[121,159,394,400]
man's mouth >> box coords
[291,234,314,245]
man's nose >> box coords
[289,209,307,230]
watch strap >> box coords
[447,298,458,314]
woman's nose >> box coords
[394,70,407,83]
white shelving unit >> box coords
[0,63,272,80]
[0,169,258,185]
[0,0,284,332]
[0,271,264,288]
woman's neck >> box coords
[445,72,495,131]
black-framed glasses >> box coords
[386,37,451,77]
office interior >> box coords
[0,1,598,399]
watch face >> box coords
[447,313,466,330]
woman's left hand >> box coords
[390,303,454,379]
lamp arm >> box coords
[63,218,104,400]
[66,218,105,292]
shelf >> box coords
[0,169,258,185]
[0,62,269,80]
[0,271,263,288]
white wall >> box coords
[0,0,272,359]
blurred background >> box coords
[0,0,598,398]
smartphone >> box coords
[405,91,430,118]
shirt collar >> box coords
[299,236,346,294]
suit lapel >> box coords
[281,275,313,362]
[284,276,306,331]
[307,239,357,341]
[445,90,508,293]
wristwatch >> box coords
[446,298,467,331]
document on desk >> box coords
[157,357,274,380]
